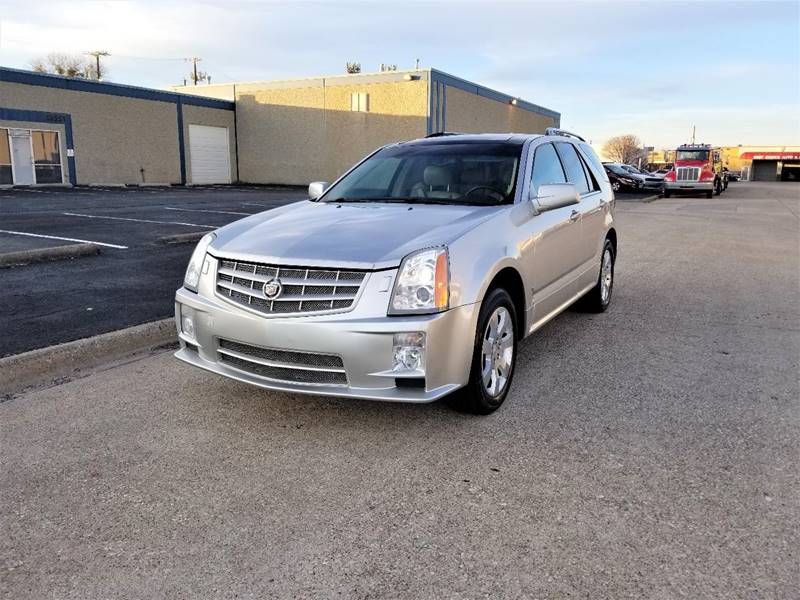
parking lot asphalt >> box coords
[1,182,798,598]
[0,186,306,356]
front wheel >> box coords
[579,239,615,313]
[453,288,518,415]
[611,181,621,192]
[714,179,722,195]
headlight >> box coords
[389,247,449,314]
[184,232,216,292]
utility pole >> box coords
[187,57,203,85]
[87,50,109,80]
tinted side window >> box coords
[577,142,610,183]
[530,143,566,194]
[555,142,590,194]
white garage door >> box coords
[188,124,231,184]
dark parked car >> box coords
[603,163,643,192]
[620,164,666,189]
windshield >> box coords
[676,150,708,161]
[322,142,522,205]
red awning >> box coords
[739,152,800,160]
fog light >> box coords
[392,332,425,373]
[180,304,196,341]
[181,314,195,339]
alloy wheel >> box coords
[600,247,613,303]
[481,306,514,397]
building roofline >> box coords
[430,68,560,122]
[0,66,235,111]
[167,67,560,122]
[169,69,430,92]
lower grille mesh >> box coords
[217,338,347,386]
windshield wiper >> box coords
[328,197,408,203]
[329,196,503,206]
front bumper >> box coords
[665,181,713,191]
[173,261,480,403]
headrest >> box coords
[423,165,452,187]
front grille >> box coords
[218,338,347,386]
[216,259,366,316]
[676,167,700,182]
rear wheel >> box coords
[706,190,713,198]
[580,239,615,313]
[663,189,671,198]
[453,288,518,415]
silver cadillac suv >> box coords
[175,129,617,414]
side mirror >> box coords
[308,181,330,200]
[532,183,580,211]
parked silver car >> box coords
[175,129,617,414]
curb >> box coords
[0,243,100,268]
[159,231,206,245]
[0,318,176,397]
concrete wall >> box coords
[442,85,557,134]
[234,75,429,185]
[0,69,236,186]
[1,80,179,184]
[171,84,236,102]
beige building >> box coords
[173,68,560,185]
[1,66,236,186]
[1,66,559,187]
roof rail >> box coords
[425,131,463,138]
[545,127,586,142]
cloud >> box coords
[0,0,797,147]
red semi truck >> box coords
[663,143,727,198]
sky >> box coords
[1,0,798,149]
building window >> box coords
[32,130,63,184]
[0,129,11,185]
[350,92,369,112]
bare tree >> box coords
[602,134,643,164]
[30,53,90,78]
[346,62,361,74]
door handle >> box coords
[569,210,580,222]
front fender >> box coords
[447,212,530,313]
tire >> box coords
[706,190,713,199]
[580,239,615,313]
[453,288,518,415]
[611,181,621,192]
[663,190,671,198]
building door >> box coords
[751,160,778,181]
[188,125,231,184]
[9,130,34,185]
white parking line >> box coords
[164,206,250,216]
[62,212,215,228]
[0,229,128,249]
[241,202,269,207]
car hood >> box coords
[209,200,501,270]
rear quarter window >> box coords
[577,143,610,183]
